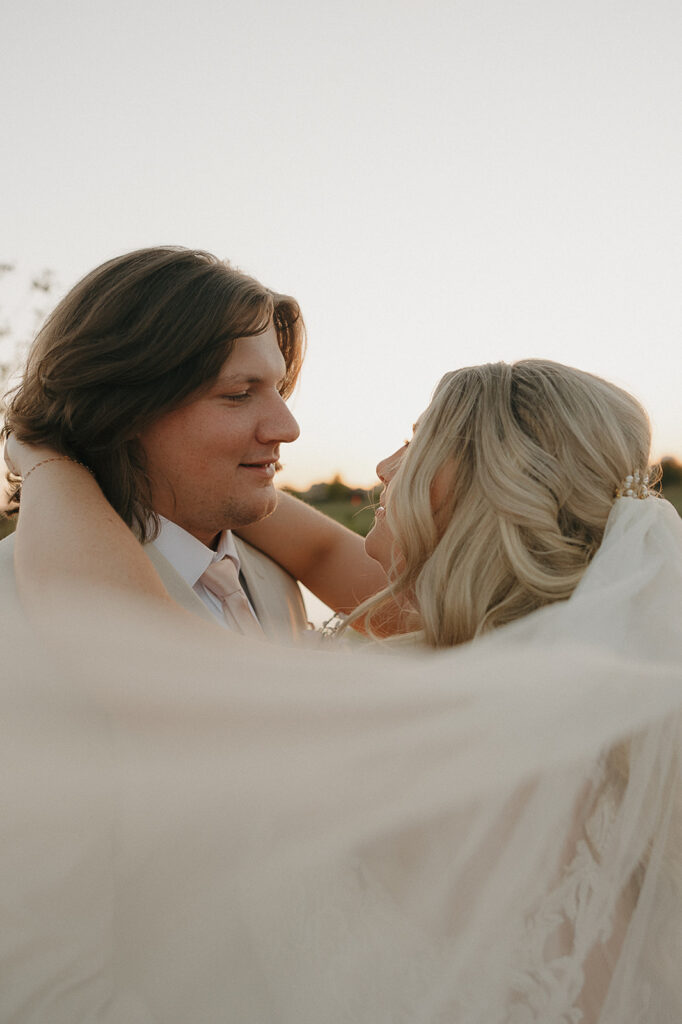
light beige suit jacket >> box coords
[0,534,17,608]
[144,536,309,642]
[0,533,309,644]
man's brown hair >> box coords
[3,246,305,540]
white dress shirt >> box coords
[153,516,256,628]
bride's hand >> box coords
[3,434,58,479]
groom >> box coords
[1,246,309,640]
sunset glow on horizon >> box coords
[2,1,680,492]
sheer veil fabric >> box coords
[1,498,681,1022]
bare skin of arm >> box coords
[5,438,387,628]
[3,440,210,631]
[237,491,388,615]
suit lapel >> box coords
[234,537,277,636]
[144,542,217,624]
[146,536,306,642]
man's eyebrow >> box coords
[214,374,263,387]
[212,373,288,389]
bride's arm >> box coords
[237,491,388,615]
[4,439,183,615]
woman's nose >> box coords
[376,447,404,484]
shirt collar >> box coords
[153,516,242,589]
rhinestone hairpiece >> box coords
[615,470,651,500]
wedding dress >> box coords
[1,497,681,1022]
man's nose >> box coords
[260,396,300,444]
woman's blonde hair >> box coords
[355,360,656,648]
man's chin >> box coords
[223,493,278,530]
[252,488,279,522]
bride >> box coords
[2,360,682,1023]
[239,358,666,646]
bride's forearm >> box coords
[8,448,173,611]
[237,491,388,614]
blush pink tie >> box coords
[200,559,266,638]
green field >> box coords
[0,514,15,541]
[308,500,378,536]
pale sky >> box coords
[2,0,680,489]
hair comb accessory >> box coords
[615,470,651,500]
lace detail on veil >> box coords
[507,760,642,1024]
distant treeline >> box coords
[283,475,381,536]
[661,457,682,487]
[283,474,379,506]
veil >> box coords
[1,497,681,1022]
